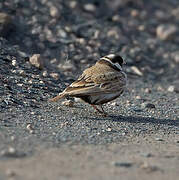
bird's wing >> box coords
[64,69,126,96]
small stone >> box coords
[131,9,139,17]
[172,7,179,19]
[84,3,96,12]
[157,86,164,91]
[69,1,77,9]
[8,147,16,154]
[140,163,160,172]
[107,29,119,39]
[61,100,74,107]
[111,102,119,106]
[10,136,15,141]
[19,69,25,76]
[1,147,16,157]
[106,127,112,132]
[0,13,13,37]
[74,97,83,103]
[112,15,120,22]
[135,96,141,100]
[26,124,33,131]
[50,58,57,64]
[145,103,156,109]
[18,50,28,58]
[168,85,175,92]
[12,60,16,66]
[171,51,179,63]
[42,70,48,77]
[29,54,43,69]
[57,29,67,38]
[138,25,145,31]
[114,162,133,168]
[131,66,143,76]
[144,88,151,93]
[76,38,85,44]
[50,6,60,18]
[58,61,75,71]
[156,24,177,41]
[155,137,164,141]
[80,59,88,64]
[50,73,59,80]
[17,84,23,87]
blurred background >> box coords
[0,0,179,84]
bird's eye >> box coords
[112,55,123,65]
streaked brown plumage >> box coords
[49,54,127,114]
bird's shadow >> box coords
[88,114,179,127]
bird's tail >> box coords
[49,93,66,102]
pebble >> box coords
[113,161,133,168]
[50,72,59,80]
[29,54,43,69]
[156,24,177,40]
[83,3,96,12]
[61,100,74,107]
[58,61,75,71]
[171,51,179,63]
[42,70,48,77]
[10,136,15,141]
[26,124,33,131]
[12,60,17,66]
[155,137,164,141]
[110,102,120,106]
[19,69,25,76]
[133,108,143,112]
[69,1,77,9]
[74,97,83,103]
[168,85,175,92]
[140,163,160,172]
[26,124,34,134]
[157,86,164,91]
[0,12,12,37]
[144,88,152,93]
[130,66,143,76]
[112,15,120,22]
[135,95,141,100]
[172,7,179,19]
[50,6,60,18]
[138,25,145,31]
[1,147,16,157]
[107,29,119,39]
[106,127,112,132]
[57,29,67,38]
[145,103,156,109]
[131,9,139,17]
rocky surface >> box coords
[0,0,179,180]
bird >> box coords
[49,54,127,115]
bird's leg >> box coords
[100,105,105,114]
[91,104,103,113]
[100,105,108,116]
[91,104,108,116]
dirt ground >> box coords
[0,0,179,180]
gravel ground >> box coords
[0,0,179,180]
